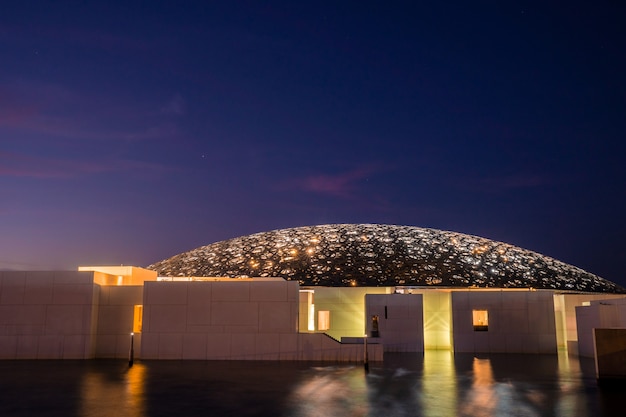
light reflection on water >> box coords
[421,350,456,416]
[80,362,146,417]
[287,366,369,416]
[0,353,622,417]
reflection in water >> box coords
[422,350,456,417]
[287,366,369,416]
[81,362,146,417]
[458,356,561,417]
[0,354,621,417]
[557,349,582,415]
[126,363,146,416]
[556,350,604,416]
[461,357,497,416]
[458,357,542,417]
[365,362,421,416]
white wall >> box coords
[555,293,626,353]
[95,285,144,358]
[365,293,424,352]
[575,297,626,357]
[139,280,382,361]
[593,328,626,380]
[452,290,557,354]
[0,271,98,359]
[141,280,298,360]
[311,287,390,339]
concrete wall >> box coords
[79,266,157,286]
[575,297,626,357]
[138,280,379,361]
[95,285,144,358]
[12,267,617,361]
[1,275,382,362]
[310,287,390,339]
[139,280,383,361]
[298,333,383,361]
[0,271,98,359]
[365,293,424,352]
[141,280,299,360]
[554,293,626,353]
[452,290,557,354]
[593,328,626,381]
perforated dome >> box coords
[148,224,624,293]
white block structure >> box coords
[451,290,557,354]
[0,269,382,361]
[576,298,626,357]
[141,279,297,360]
[0,271,98,359]
[365,293,424,352]
[139,280,381,361]
[95,285,144,358]
[1,265,623,360]
[363,289,560,354]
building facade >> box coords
[2,224,624,361]
[1,265,624,361]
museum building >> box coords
[1,224,625,362]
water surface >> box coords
[0,352,622,416]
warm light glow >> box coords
[80,363,146,415]
[133,305,143,333]
[473,309,489,331]
[423,291,452,350]
[318,310,330,331]
[423,351,457,415]
[459,358,496,415]
[308,304,315,331]
[148,224,619,293]
[125,363,146,414]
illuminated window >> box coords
[473,310,488,331]
[308,304,315,331]
[133,305,143,333]
[318,310,330,331]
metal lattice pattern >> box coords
[148,224,624,293]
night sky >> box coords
[1,2,625,287]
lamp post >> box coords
[129,332,134,367]
[363,334,369,373]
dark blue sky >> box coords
[1,1,625,286]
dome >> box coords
[148,224,624,293]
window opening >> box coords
[473,309,488,331]
[133,305,143,333]
[318,310,330,331]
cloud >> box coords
[0,80,182,143]
[0,151,170,179]
[285,167,377,199]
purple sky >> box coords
[1,2,625,287]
